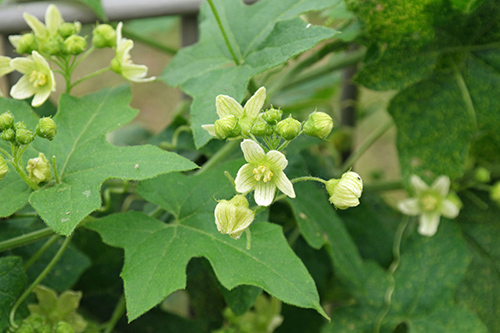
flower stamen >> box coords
[253,165,273,183]
[29,70,47,87]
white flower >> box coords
[235,139,295,206]
[111,22,155,83]
[0,56,13,78]
[202,87,266,137]
[10,51,56,107]
[326,171,363,209]
[398,175,460,237]
[23,4,63,40]
[215,195,255,239]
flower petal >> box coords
[0,56,13,77]
[266,150,287,170]
[10,57,35,74]
[32,51,51,71]
[216,94,244,118]
[431,175,450,197]
[254,181,276,206]
[23,12,48,38]
[273,170,295,198]
[201,124,216,137]
[243,86,266,119]
[235,163,256,193]
[122,63,155,82]
[397,198,420,216]
[418,212,441,236]
[241,139,265,163]
[8,35,21,48]
[10,75,36,100]
[441,199,459,219]
[32,88,51,107]
[116,22,124,46]
[410,175,428,194]
[45,4,63,35]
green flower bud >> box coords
[262,108,282,125]
[215,195,255,239]
[39,35,63,55]
[303,111,333,139]
[63,35,87,55]
[27,152,52,184]
[250,120,273,137]
[92,24,117,48]
[16,325,35,333]
[276,117,301,141]
[54,321,75,333]
[58,22,78,38]
[474,167,491,183]
[1,128,15,142]
[491,181,500,206]
[214,115,241,139]
[16,128,34,145]
[16,33,38,54]
[36,117,57,140]
[110,57,121,74]
[0,111,15,130]
[326,171,363,209]
[14,121,27,131]
[0,155,8,181]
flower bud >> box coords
[0,155,8,181]
[215,195,255,239]
[0,111,14,130]
[27,153,52,184]
[39,35,63,55]
[491,181,500,206]
[474,167,491,183]
[1,128,15,142]
[276,117,301,141]
[15,33,38,54]
[54,321,75,333]
[262,108,282,125]
[16,128,34,145]
[63,35,87,55]
[14,121,27,130]
[58,22,79,38]
[250,120,273,137]
[303,111,333,139]
[92,24,117,48]
[214,115,241,139]
[326,171,363,209]
[36,117,57,141]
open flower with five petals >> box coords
[398,175,460,237]
[202,87,266,138]
[10,51,55,107]
[235,139,295,206]
[111,22,155,83]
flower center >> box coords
[29,70,47,88]
[253,165,273,183]
[419,192,440,212]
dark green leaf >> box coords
[0,256,27,330]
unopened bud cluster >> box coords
[0,111,57,145]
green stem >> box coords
[8,158,40,191]
[0,146,12,158]
[103,295,126,333]
[69,67,111,92]
[340,119,394,173]
[9,235,73,329]
[195,139,240,175]
[0,228,55,252]
[364,180,404,192]
[23,235,60,270]
[245,229,252,251]
[70,46,95,72]
[373,217,410,333]
[52,155,61,184]
[207,0,240,65]
[291,176,328,185]
[122,27,178,55]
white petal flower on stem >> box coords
[202,87,266,137]
[111,22,155,83]
[398,175,460,237]
[10,51,55,107]
[214,195,255,239]
[23,4,63,40]
[234,139,295,206]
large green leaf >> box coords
[75,0,107,21]
[86,161,327,322]
[161,0,338,148]
[0,256,27,331]
[1,87,197,235]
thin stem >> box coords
[0,146,12,158]
[0,228,55,252]
[102,295,126,333]
[52,155,60,184]
[195,139,240,175]
[224,171,236,188]
[8,159,40,191]
[207,0,240,65]
[291,176,328,185]
[122,27,178,55]
[9,234,73,329]
[364,180,404,192]
[373,217,410,333]
[70,46,95,72]
[341,119,394,173]
[69,67,111,92]
[245,229,252,251]
[23,235,60,270]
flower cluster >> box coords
[209,87,363,240]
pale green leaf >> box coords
[161,0,338,147]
